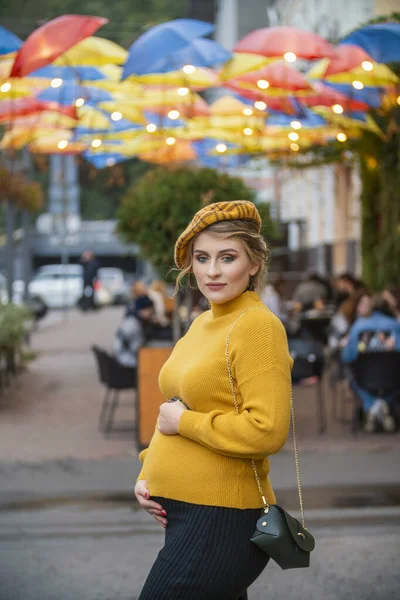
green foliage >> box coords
[0,303,32,351]
[0,0,187,46]
[0,166,44,213]
[117,165,276,278]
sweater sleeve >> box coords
[178,312,292,459]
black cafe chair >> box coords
[288,337,326,434]
[349,351,400,430]
[91,345,137,434]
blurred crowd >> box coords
[111,270,400,435]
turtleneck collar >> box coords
[210,290,263,318]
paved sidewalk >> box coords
[0,307,399,508]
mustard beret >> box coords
[174,200,262,269]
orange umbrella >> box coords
[10,15,108,77]
[139,140,196,164]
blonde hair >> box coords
[174,219,270,296]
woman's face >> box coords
[357,294,372,318]
[192,231,258,305]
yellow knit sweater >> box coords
[137,291,293,509]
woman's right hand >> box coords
[134,479,168,529]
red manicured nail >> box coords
[161,510,167,516]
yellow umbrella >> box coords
[2,111,78,129]
[98,101,146,125]
[189,114,265,130]
[219,53,276,81]
[129,67,218,89]
[29,140,87,154]
[312,106,383,135]
[308,59,398,86]
[54,36,128,66]
[0,78,46,99]
[0,127,73,150]
[76,105,113,130]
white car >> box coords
[28,264,112,309]
[97,267,130,305]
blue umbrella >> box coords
[144,111,186,128]
[0,25,22,55]
[132,38,232,74]
[83,151,129,169]
[76,117,143,136]
[193,138,248,169]
[122,18,214,79]
[37,81,113,105]
[27,65,110,82]
[267,109,326,128]
[340,22,400,63]
[322,82,383,109]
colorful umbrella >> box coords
[129,67,218,89]
[139,140,197,164]
[122,19,214,78]
[83,151,129,168]
[219,53,275,82]
[312,45,375,77]
[300,82,371,112]
[54,36,127,67]
[321,82,383,108]
[230,60,313,93]
[308,60,398,87]
[27,64,119,82]
[0,25,22,56]
[37,81,113,105]
[234,27,335,60]
[340,22,400,64]
[0,97,76,123]
[10,15,108,77]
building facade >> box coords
[214,0,397,277]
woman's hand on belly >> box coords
[158,400,187,435]
[134,480,168,529]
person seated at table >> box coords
[292,272,331,312]
[341,296,400,433]
[114,296,155,367]
[329,289,371,354]
[333,272,365,308]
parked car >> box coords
[97,267,130,305]
[0,274,48,320]
[28,264,112,309]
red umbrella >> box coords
[302,82,370,111]
[320,45,375,76]
[231,60,313,92]
[10,15,108,78]
[0,97,76,123]
[234,27,335,61]
[224,82,300,114]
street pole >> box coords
[5,198,15,303]
[61,153,69,321]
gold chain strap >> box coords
[225,307,306,530]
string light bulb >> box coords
[254,100,267,111]
[290,143,299,152]
[182,64,195,75]
[257,79,269,89]
[352,80,364,90]
[216,143,227,153]
[332,104,344,114]
[290,120,302,130]
[57,140,68,150]
[167,109,180,120]
[284,52,297,62]
[75,97,85,108]
[91,138,102,148]
[146,123,157,133]
[361,60,373,71]
[0,82,11,93]
[243,108,253,116]
[177,87,189,96]
[51,78,63,88]
[106,158,116,167]
[243,127,253,136]
[111,111,122,121]
[166,136,176,145]
[337,132,347,142]
[288,132,299,141]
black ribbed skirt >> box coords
[138,497,269,600]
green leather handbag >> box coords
[226,308,316,570]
